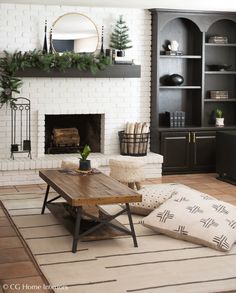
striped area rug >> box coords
[1,189,236,293]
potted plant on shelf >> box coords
[79,144,91,171]
[215,108,224,127]
[110,15,132,57]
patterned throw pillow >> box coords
[142,190,236,251]
[129,183,192,215]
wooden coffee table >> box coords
[39,169,142,253]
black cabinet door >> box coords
[190,131,216,171]
[161,132,190,173]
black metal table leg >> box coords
[41,184,50,214]
[72,207,82,253]
[126,203,138,247]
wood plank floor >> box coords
[0,187,51,293]
[0,173,235,292]
[147,173,236,206]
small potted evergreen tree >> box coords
[110,15,132,57]
[79,144,91,171]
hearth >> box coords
[45,114,101,154]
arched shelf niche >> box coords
[160,17,202,56]
[205,19,236,71]
[206,19,236,43]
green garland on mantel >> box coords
[0,50,110,108]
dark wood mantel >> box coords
[16,65,141,78]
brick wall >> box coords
[0,4,151,158]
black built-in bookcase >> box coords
[150,9,236,174]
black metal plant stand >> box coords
[11,97,32,159]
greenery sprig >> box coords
[216,108,223,118]
[0,50,110,108]
[79,144,91,161]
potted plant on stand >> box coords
[215,109,224,127]
[110,15,132,57]
[79,144,91,171]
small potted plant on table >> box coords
[215,108,224,127]
[79,144,91,171]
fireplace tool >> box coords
[11,97,32,159]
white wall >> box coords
[1,0,236,11]
[0,4,151,158]
[156,0,236,12]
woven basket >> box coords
[118,131,149,156]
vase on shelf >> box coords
[49,28,53,54]
[166,74,184,86]
[42,19,48,54]
[100,26,104,56]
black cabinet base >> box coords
[163,170,215,175]
[216,175,236,186]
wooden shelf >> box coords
[204,99,236,102]
[158,125,236,131]
[205,71,236,74]
[159,86,201,89]
[160,55,201,59]
[205,43,236,47]
[15,65,141,78]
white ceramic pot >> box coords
[215,118,224,127]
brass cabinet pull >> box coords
[192,132,196,143]
[188,132,191,143]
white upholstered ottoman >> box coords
[109,158,145,190]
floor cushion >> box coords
[129,183,192,215]
[141,189,236,251]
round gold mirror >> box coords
[51,13,99,53]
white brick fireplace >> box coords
[0,3,163,185]
[0,3,151,159]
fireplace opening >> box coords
[45,114,101,154]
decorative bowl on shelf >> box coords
[165,74,184,86]
[207,64,232,71]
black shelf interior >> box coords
[160,18,202,55]
[159,88,202,127]
[158,17,202,128]
[206,19,236,44]
[204,102,236,127]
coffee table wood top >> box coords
[39,169,142,206]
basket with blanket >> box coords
[119,122,149,156]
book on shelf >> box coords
[210,90,228,99]
[165,111,185,127]
[114,60,134,65]
[114,56,134,65]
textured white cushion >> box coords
[129,183,192,215]
[61,158,80,170]
[109,158,145,183]
[142,190,236,251]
